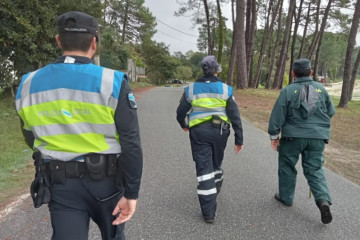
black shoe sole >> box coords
[274,194,293,207]
[204,218,214,224]
[320,204,332,224]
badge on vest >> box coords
[128,92,137,109]
[64,56,75,63]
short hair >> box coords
[58,18,94,52]
[293,69,311,78]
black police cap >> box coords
[56,11,98,40]
[201,55,221,75]
[292,58,311,71]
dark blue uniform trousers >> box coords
[189,122,230,219]
[49,175,125,240]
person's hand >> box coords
[112,197,137,225]
[234,145,243,154]
[182,128,189,132]
[271,139,280,151]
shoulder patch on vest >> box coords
[128,92,137,109]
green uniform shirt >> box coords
[268,77,335,140]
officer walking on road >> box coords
[15,11,143,239]
[176,55,244,223]
[268,58,335,224]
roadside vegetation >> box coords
[235,89,360,186]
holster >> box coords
[30,152,51,208]
[85,154,107,181]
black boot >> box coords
[317,200,332,224]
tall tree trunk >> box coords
[227,29,237,86]
[349,49,360,100]
[298,2,311,58]
[266,0,283,89]
[253,0,280,88]
[216,0,224,62]
[272,0,296,89]
[203,0,212,55]
[235,0,248,89]
[313,0,333,81]
[289,0,304,84]
[339,0,360,107]
[246,0,257,87]
[227,0,237,86]
[307,0,321,59]
[122,0,130,43]
[232,0,236,26]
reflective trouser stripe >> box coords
[197,172,215,182]
[197,188,217,196]
[215,176,223,183]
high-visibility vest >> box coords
[15,63,126,161]
[185,81,232,127]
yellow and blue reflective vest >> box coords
[185,81,232,127]
[15,59,127,161]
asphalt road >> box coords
[1,86,360,240]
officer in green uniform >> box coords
[268,58,335,224]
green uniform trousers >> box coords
[278,137,332,205]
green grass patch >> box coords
[0,95,34,206]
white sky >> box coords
[143,0,233,54]
[143,0,359,54]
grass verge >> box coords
[0,95,34,208]
[235,89,360,186]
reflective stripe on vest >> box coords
[15,64,125,161]
[186,82,231,127]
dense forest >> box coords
[0,0,359,107]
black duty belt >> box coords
[44,154,120,183]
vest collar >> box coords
[294,76,313,83]
[53,55,93,64]
[197,75,221,83]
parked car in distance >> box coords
[172,79,184,84]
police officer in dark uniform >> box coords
[15,11,143,239]
[268,58,335,224]
[176,55,244,223]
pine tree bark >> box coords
[216,0,224,63]
[266,0,283,89]
[272,0,296,89]
[246,0,257,87]
[235,0,248,89]
[339,0,360,107]
[203,0,213,55]
[245,0,256,83]
[307,0,321,59]
[298,2,311,58]
[227,0,237,86]
[252,0,280,88]
[349,49,360,100]
[121,0,130,43]
[289,0,304,84]
[313,0,333,81]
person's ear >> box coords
[91,37,97,51]
[291,70,296,78]
[309,70,313,76]
[55,34,62,49]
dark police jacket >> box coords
[176,75,243,145]
[268,76,336,140]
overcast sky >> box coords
[143,0,233,54]
[143,0,359,54]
